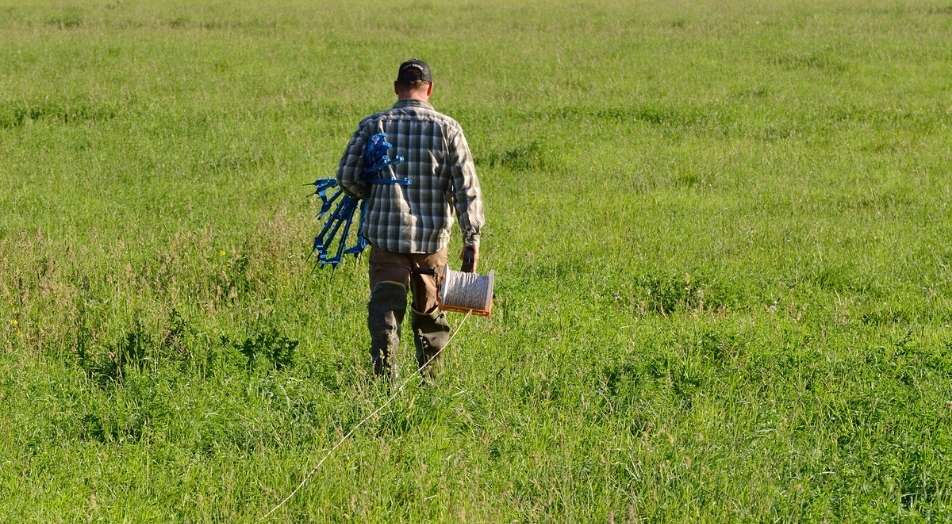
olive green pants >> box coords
[367,247,451,378]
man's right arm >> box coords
[336,123,368,198]
[445,124,484,271]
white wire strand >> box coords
[442,269,492,311]
[261,310,473,521]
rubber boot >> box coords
[411,308,451,382]
[368,282,407,378]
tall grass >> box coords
[1,0,950,520]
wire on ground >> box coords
[261,310,474,520]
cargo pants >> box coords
[367,247,451,379]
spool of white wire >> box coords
[439,268,495,316]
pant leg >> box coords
[409,249,451,378]
[367,248,411,377]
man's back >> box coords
[337,99,483,254]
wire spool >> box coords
[438,268,495,317]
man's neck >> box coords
[395,97,432,108]
[398,95,429,103]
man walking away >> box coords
[336,59,485,380]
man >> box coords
[336,59,485,380]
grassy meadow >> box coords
[1,0,950,520]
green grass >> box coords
[1,0,950,520]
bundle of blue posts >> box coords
[309,133,410,268]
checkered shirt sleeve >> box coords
[445,125,483,248]
[336,126,369,199]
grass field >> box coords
[1,0,951,520]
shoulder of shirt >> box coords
[358,106,464,135]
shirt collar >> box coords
[393,98,434,110]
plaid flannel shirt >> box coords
[336,99,484,254]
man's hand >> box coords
[460,245,479,273]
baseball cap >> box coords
[396,59,432,84]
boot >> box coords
[411,308,451,382]
[367,282,407,378]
